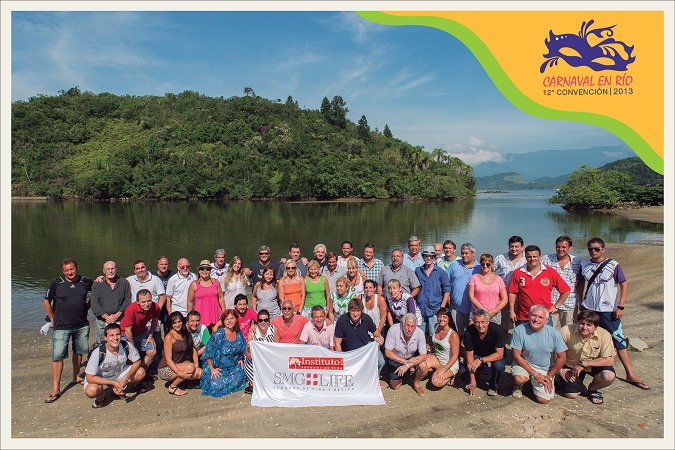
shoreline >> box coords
[8,243,665,441]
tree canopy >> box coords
[546,163,663,209]
[11,88,475,200]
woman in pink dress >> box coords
[468,254,508,324]
[188,260,225,333]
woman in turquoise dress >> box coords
[200,309,247,397]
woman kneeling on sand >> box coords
[157,312,203,396]
[200,309,247,397]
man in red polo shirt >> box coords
[508,245,570,326]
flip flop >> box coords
[92,399,105,409]
[44,392,61,403]
[627,380,651,390]
[74,377,85,385]
[588,390,604,405]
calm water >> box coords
[11,190,663,328]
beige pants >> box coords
[552,304,578,330]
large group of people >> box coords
[42,235,650,409]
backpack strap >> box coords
[583,258,613,301]
[98,340,133,366]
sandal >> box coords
[135,384,148,394]
[168,385,188,396]
[588,390,604,405]
[92,399,104,409]
[44,392,61,403]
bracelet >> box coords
[616,305,625,310]
[508,310,515,313]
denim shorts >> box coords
[52,325,90,361]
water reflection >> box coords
[11,192,662,328]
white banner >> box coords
[250,341,385,407]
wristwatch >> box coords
[477,356,484,363]
[578,361,585,368]
[616,305,625,310]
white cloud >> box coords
[444,137,504,166]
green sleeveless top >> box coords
[305,276,327,309]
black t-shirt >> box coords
[45,275,93,330]
[463,322,504,357]
[248,260,280,286]
[152,270,175,289]
[334,313,376,351]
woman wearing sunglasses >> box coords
[243,309,279,394]
[187,260,225,334]
[468,254,508,324]
[277,261,306,314]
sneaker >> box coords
[511,386,523,398]
[487,388,498,396]
[244,385,253,395]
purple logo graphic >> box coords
[540,20,636,73]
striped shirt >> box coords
[541,253,582,311]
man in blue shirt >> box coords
[403,235,424,270]
[415,246,451,342]
[446,243,481,337]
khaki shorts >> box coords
[511,363,555,401]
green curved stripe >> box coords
[357,11,663,175]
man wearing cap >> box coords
[403,235,424,270]
[415,246,451,340]
[244,245,279,287]
[165,258,197,317]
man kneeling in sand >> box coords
[557,310,616,405]
[85,323,145,408]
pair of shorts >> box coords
[52,325,90,361]
[386,355,420,381]
[157,365,174,381]
[557,366,615,394]
[511,363,555,401]
[130,331,155,353]
[595,311,629,350]
[83,365,132,389]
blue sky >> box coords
[10,9,627,165]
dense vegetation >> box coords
[546,158,664,209]
[11,87,475,200]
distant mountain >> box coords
[472,145,633,178]
[475,172,569,190]
[599,157,663,186]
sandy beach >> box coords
[7,207,667,446]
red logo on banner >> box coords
[288,357,344,370]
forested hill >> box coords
[11,88,475,200]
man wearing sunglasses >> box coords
[580,237,649,391]
[165,258,196,317]
[245,245,279,286]
[415,246,451,341]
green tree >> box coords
[320,97,331,122]
[243,87,256,97]
[357,115,371,142]
[383,124,393,138]
[547,165,629,209]
[329,95,348,129]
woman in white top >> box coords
[361,279,387,340]
[346,258,365,300]
[221,256,248,309]
[426,307,460,388]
